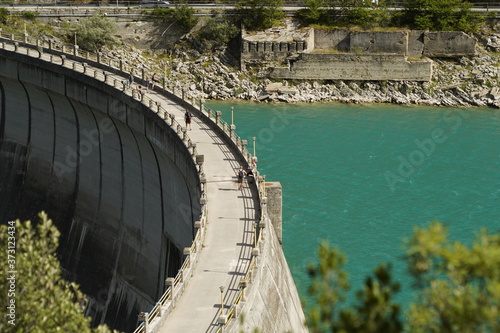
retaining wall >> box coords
[312,29,476,58]
[228,183,307,333]
[270,53,432,81]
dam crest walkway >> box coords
[0,35,264,333]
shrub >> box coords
[236,0,284,31]
[199,12,240,48]
[0,8,9,25]
[149,2,198,32]
[74,14,117,52]
[173,2,198,31]
[402,0,484,32]
[296,0,331,26]
[21,11,39,20]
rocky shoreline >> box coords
[105,33,500,109]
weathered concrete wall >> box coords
[265,182,282,244]
[271,53,432,81]
[229,187,307,333]
[314,29,351,52]
[423,31,478,57]
[408,30,426,58]
[313,29,476,58]
[350,30,408,54]
[241,22,314,65]
[241,40,310,63]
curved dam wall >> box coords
[0,50,201,332]
[228,184,308,333]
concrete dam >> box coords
[0,47,201,331]
[0,37,307,333]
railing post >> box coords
[196,155,204,175]
[241,139,248,155]
[138,312,148,333]
[182,127,188,142]
[190,143,197,157]
[239,280,248,302]
[199,99,204,113]
[230,124,236,140]
[13,42,19,52]
[169,113,175,127]
[156,302,162,317]
[60,55,66,66]
[216,111,222,125]
[73,44,79,56]
[165,277,175,300]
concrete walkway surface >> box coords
[146,92,258,333]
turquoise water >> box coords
[207,101,500,310]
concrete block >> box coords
[350,30,407,55]
[423,31,476,57]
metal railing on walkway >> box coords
[0,32,269,333]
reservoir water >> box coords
[206,101,500,311]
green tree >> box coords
[74,14,117,52]
[306,221,500,332]
[236,0,284,31]
[339,0,375,28]
[149,2,198,32]
[199,11,240,49]
[406,221,500,333]
[401,0,484,32]
[296,0,331,26]
[172,2,199,31]
[0,8,10,25]
[0,212,116,333]
[307,242,402,333]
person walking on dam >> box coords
[184,109,192,130]
[236,165,246,190]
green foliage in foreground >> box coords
[307,221,500,332]
[0,212,117,333]
[73,14,117,52]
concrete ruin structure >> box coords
[241,21,477,82]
